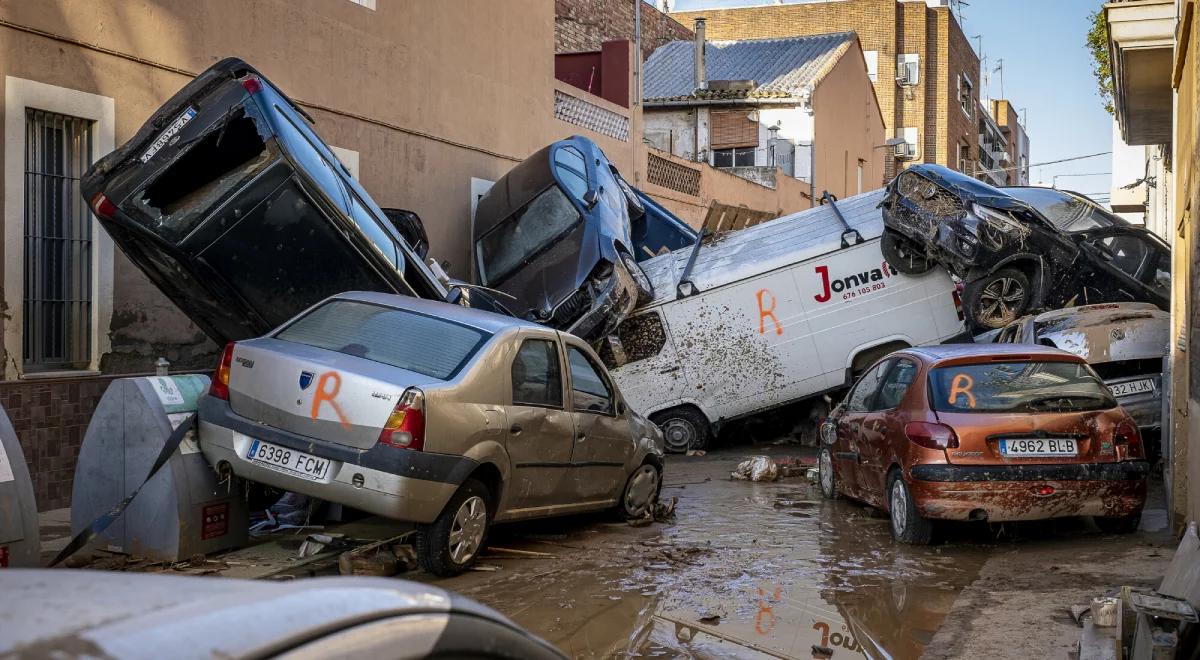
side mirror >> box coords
[605,335,628,368]
[583,189,600,209]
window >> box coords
[863,50,879,82]
[929,361,1115,413]
[24,109,95,372]
[958,74,974,118]
[475,186,582,286]
[874,359,918,410]
[845,360,892,412]
[710,109,758,150]
[713,147,755,168]
[615,312,667,364]
[567,347,613,413]
[957,142,972,174]
[275,299,490,380]
[512,339,563,408]
[554,146,589,201]
[1088,233,1158,283]
[896,54,920,85]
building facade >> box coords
[668,0,982,182]
[641,29,886,206]
[990,99,1030,186]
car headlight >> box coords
[971,203,1030,250]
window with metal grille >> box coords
[24,109,94,372]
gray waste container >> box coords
[0,404,40,567]
[71,376,248,562]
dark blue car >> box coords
[472,136,694,341]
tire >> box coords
[881,228,934,275]
[963,267,1031,330]
[887,471,933,544]
[1095,512,1141,534]
[651,407,710,453]
[417,479,492,577]
[620,251,654,307]
[618,462,662,519]
[819,447,839,500]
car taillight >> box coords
[379,388,425,451]
[89,192,117,220]
[905,421,960,450]
[240,74,263,94]
[208,342,235,401]
[1114,418,1143,459]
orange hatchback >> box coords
[818,344,1149,543]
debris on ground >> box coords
[336,532,414,577]
[731,456,779,482]
[470,564,501,572]
[628,516,654,528]
[654,497,678,522]
[485,547,556,558]
[686,450,706,457]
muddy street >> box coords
[413,446,1170,659]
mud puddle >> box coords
[430,449,993,659]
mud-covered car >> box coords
[82,58,506,346]
[880,165,1170,330]
[199,291,665,576]
[818,344,1148,544]
[992,302,1168,460]
[472,136,694,343]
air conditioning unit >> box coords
[893,141,916,160]
[896,60,919,86]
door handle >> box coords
[576,432,587,441]
[659,366,681,374]
[510,424,522,435]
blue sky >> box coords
[662,0,1114,200]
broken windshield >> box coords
[929,361,1116,413]
[1003,187,1120,232]
[475,185,582,286]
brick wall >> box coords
[670,0,982,176]
[556,0,693,59]
[0,376,123,510]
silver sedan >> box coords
[199,292,665,576]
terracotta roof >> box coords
[643,32,856,103]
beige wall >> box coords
[812,41,887,193]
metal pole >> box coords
[634,0,642,107]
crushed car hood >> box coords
[889,163,1034,214]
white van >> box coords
[605,190,966,452]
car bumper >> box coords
[198,396,473,523]
[565,262,637,341]
[908,461,1149,522]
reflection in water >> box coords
[442,454,986,659]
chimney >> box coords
[694,18,706,91]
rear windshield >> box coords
[929,361,1117,413]
[476,185,581,286]
[275,299,490,379]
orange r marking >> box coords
[948,373,976,408]
[756,289,783,336]
[311,371,352,430]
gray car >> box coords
[0,569,564,659]
[199,292,665,576]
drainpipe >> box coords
[693,18,706,92]
[634,0,641,107]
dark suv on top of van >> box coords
[82,57,503,346]
[472,136,694,343]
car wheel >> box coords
[1095,512,1141,534]
[964,267,1031,330]
[618,463,661,519]
[620,251,655,307]
[417,479,491,577]
[819,448,839,500]
[887,471,933,544]
[881,228,935,275]
[651,407,710,453]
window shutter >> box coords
[710,110,758,150]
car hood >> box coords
[894,163,1033,213]
[1033,305,1170,364]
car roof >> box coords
[906,342,1085,365]
[328,291,550,335]
[0,570,492,656]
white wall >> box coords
[644,105,814,177]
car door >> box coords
[835,359,892,501]
[855,358,920,506]
[505,333,576,511]
[604,310,689,415]
[1076,228,1170,308]
[562,338,631,502]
